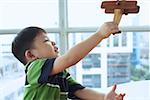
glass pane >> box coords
[68,65,77,80]
[113,36,119,47]
[0,0,58,29]
[82,54,101,69]
[107,53,130,86]
[68,0,106,27]
[0,33,59,100]
[130,32,150,81]
[0,34,25,100]
[107,32,149,86]
[68,31,149,92]
[83,74,101,88]
[68,32,101,47]
[68,0,150,27]
[68,33,102,88]
[122,33,127,46]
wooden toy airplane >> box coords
[101,0,140,34]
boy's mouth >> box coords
[55,49,59,53]
[54,46,59,53]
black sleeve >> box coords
[38,58,56,84]
[68,84,85,99]
[66,71,85,99]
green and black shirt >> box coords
[24,58,85,100]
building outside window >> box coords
[83,74,101,88]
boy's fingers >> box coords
[120,93,126,97]
[115,95,122,100]
[121,93,126,100]
[110,23,120,35]
[112,84,117,92]
[123,93,126,97]
[113,30,121,35]
[119,93,126,100]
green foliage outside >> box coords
[131,64,150,81]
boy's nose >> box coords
[51,41,56,45]
[54,46,58,50]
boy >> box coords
[12,22,125,100]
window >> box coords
[0,0,150,100]
[0,0,58,29]
[83,74,101,88]
[68,0,104,27]
[68,31,149,92]
[0,34,24,79]
[107,53,130,86]
[82,54,101,69]
[0,33,59,100]
[68,0,150,27]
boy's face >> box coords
[30,32,59,59]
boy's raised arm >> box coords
[51,22,119,75]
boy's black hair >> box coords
[12,26,46,65]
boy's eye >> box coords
[44,39,50,42]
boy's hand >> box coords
[96,22,120,39]
[104,84,125,100]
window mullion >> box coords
[59,0,68,55]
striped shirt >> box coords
[23,58,85,100]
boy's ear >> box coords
[25,50,36,60]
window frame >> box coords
[0,0,149,88]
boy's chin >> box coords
[52,54,59,58]
[55,54,60,57]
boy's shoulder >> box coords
[25,58,56,71]
[26,58,56,66]
[25,58,47,67]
